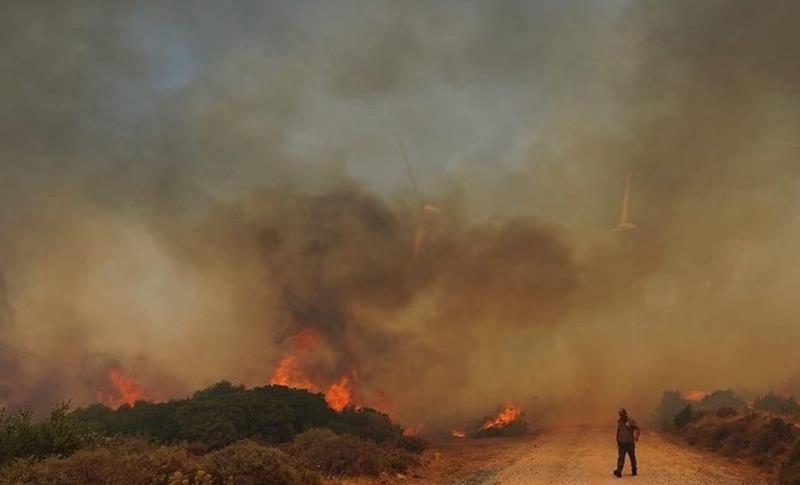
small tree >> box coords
[674,405,694,429]
[698,389,745,411]
[754,391,800,415]
[653,390,689,430]
[0,402,95,465]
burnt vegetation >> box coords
[0,382,424,484]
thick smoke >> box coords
[0,0,798,426]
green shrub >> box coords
[287,428,417,477]
[328,407,401,444]
[676,410,798,477]
[0,438,321,485]
[0,403,96,466]
[328,407,425,453]
[753,418,795,455]
[698,390,745,411]
[252,386,334,433]
[0,438,198,485]
[72,383,332,449]
[173,393,295,449]
[203,440,319,485]
[399,434,426,454]
[779,439,800,485]
[0,383,420,480]
[653,390,689,431]
[754,392,800,415]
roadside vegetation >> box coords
[654,388,800,484]
[0,382,424,484]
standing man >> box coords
[614,408,640,477]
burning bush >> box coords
[473,403,528,438]
[286,428,417,477]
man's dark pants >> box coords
[617,442,637,474]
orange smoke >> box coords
[413,226,425,256]
[99,367,146,409]
[480,403,522,431]
[412,203,442,256]
[683,390,707,402]
[292,328,321,349]
[421,204,442,215]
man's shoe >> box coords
[613,469,622,478]
[632,469,638,476]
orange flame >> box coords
[270,329,321,391]
[270,329,365,411]
[325,370,357,411]
[99,367,146,409]
[451,430,466,438]
[271,356,319,391]
[684,390,707,402]
[480,403,522,430]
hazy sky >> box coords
[0,0,798,427]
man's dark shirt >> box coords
[616,417,638,444]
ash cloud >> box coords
[0,0,798,426]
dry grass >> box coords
[0,438,320,485]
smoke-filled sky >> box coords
[1,0,799,427]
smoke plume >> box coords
[0,0,798,427]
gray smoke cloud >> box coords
[0,0,798,427]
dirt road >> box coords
[328,426,770,485]
[460,426,768,485]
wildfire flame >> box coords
[271,355,319,391]
[325,370,357,412]
[99,367,146,409]
[270,329,321,391]
[451,430,466,438]
[480,403,522,431]
[684,390,707,402]
[270,328,360,411]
